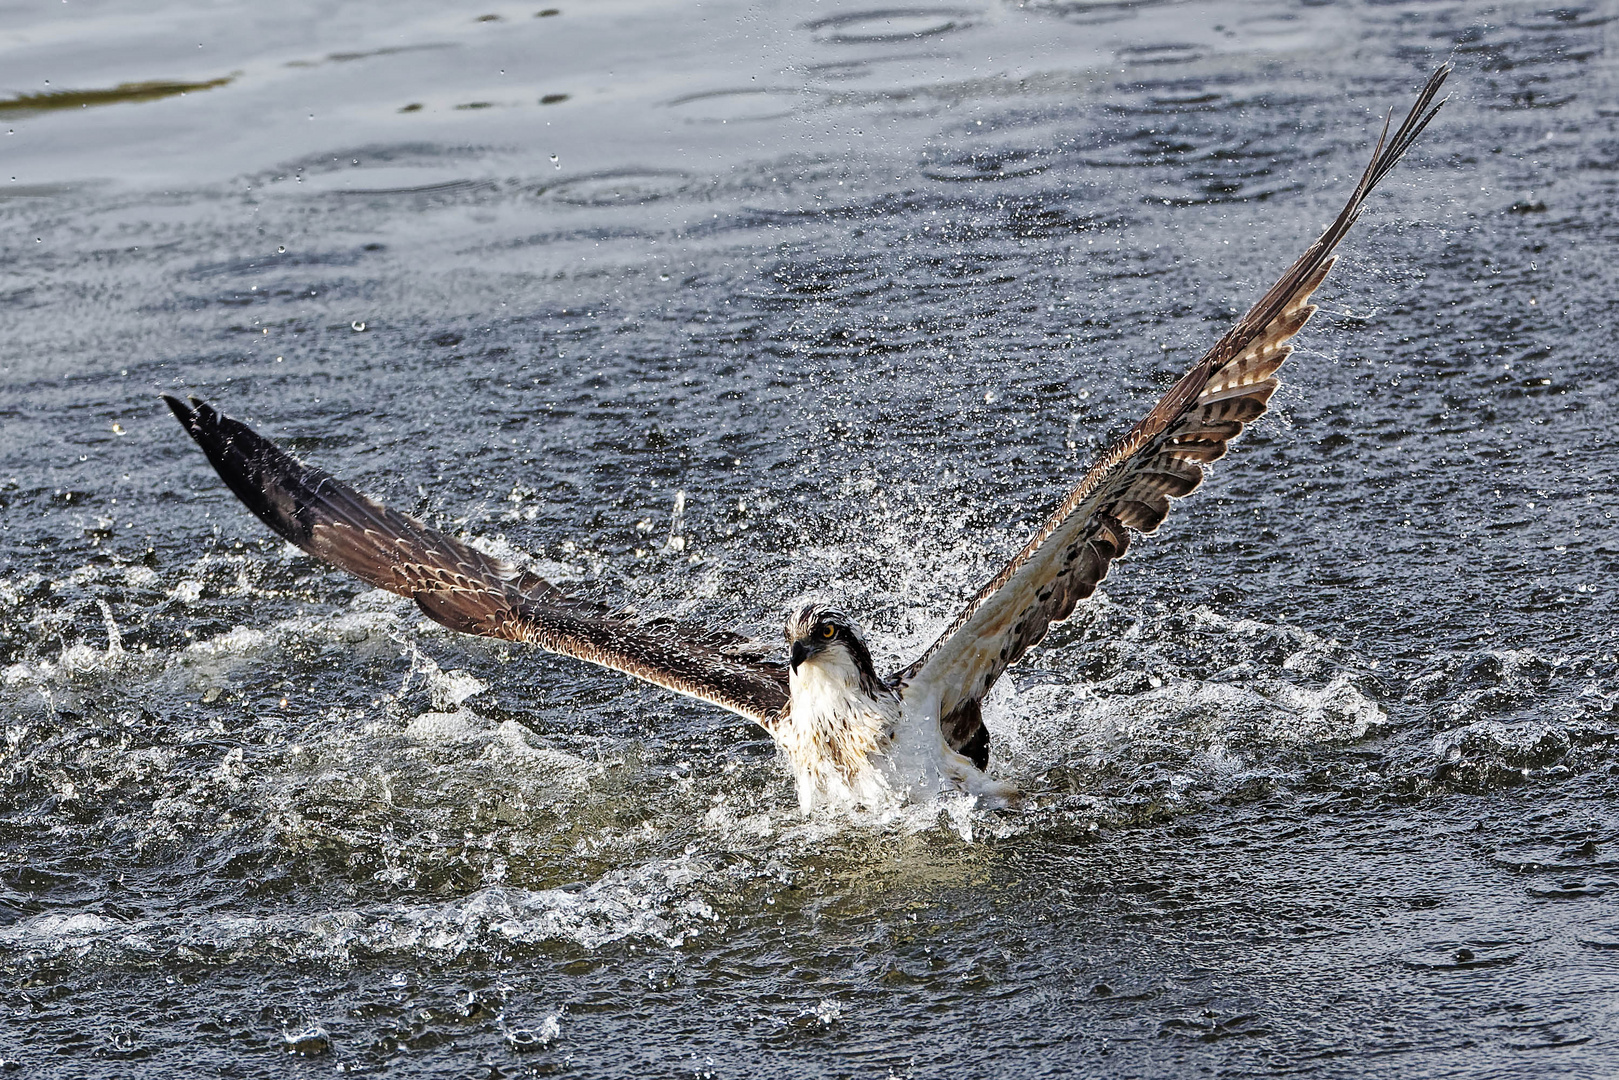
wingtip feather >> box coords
[161,393,194,424]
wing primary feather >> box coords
[893,65,1450,732]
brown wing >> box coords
[163,396,790,726]
[895,65,1451,742]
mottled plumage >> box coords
[164,66,1448,812]
[890,65,1450,755]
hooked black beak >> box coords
[789,639,814,673]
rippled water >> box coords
[3,0,1618,1075]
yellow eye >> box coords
[820,624,836,640]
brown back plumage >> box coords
[893,66,1451,746]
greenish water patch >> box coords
[0,76,233,115]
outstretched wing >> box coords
[894,65,1451,742]
[163,396,790,726]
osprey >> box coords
[165,68,1448,812]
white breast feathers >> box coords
[781,645,901,811]
[781,646,1018,812]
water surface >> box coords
[2,0,1617,1076]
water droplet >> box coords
[277,246,286,253]
[283,1026,330,1056]
[550,154,561,169]
[351,321,366,332]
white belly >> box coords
[781,655,1018,812]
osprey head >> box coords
[783,602,877,680]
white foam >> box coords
[984,602,1387,795]
[403,709,489,744]
[490,721,598,780]
[169,578,204,604]
[0,860,726,964]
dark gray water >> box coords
[3,0,1618,1076]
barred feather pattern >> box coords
[893,65,1451,744]
[163,396,791,726]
